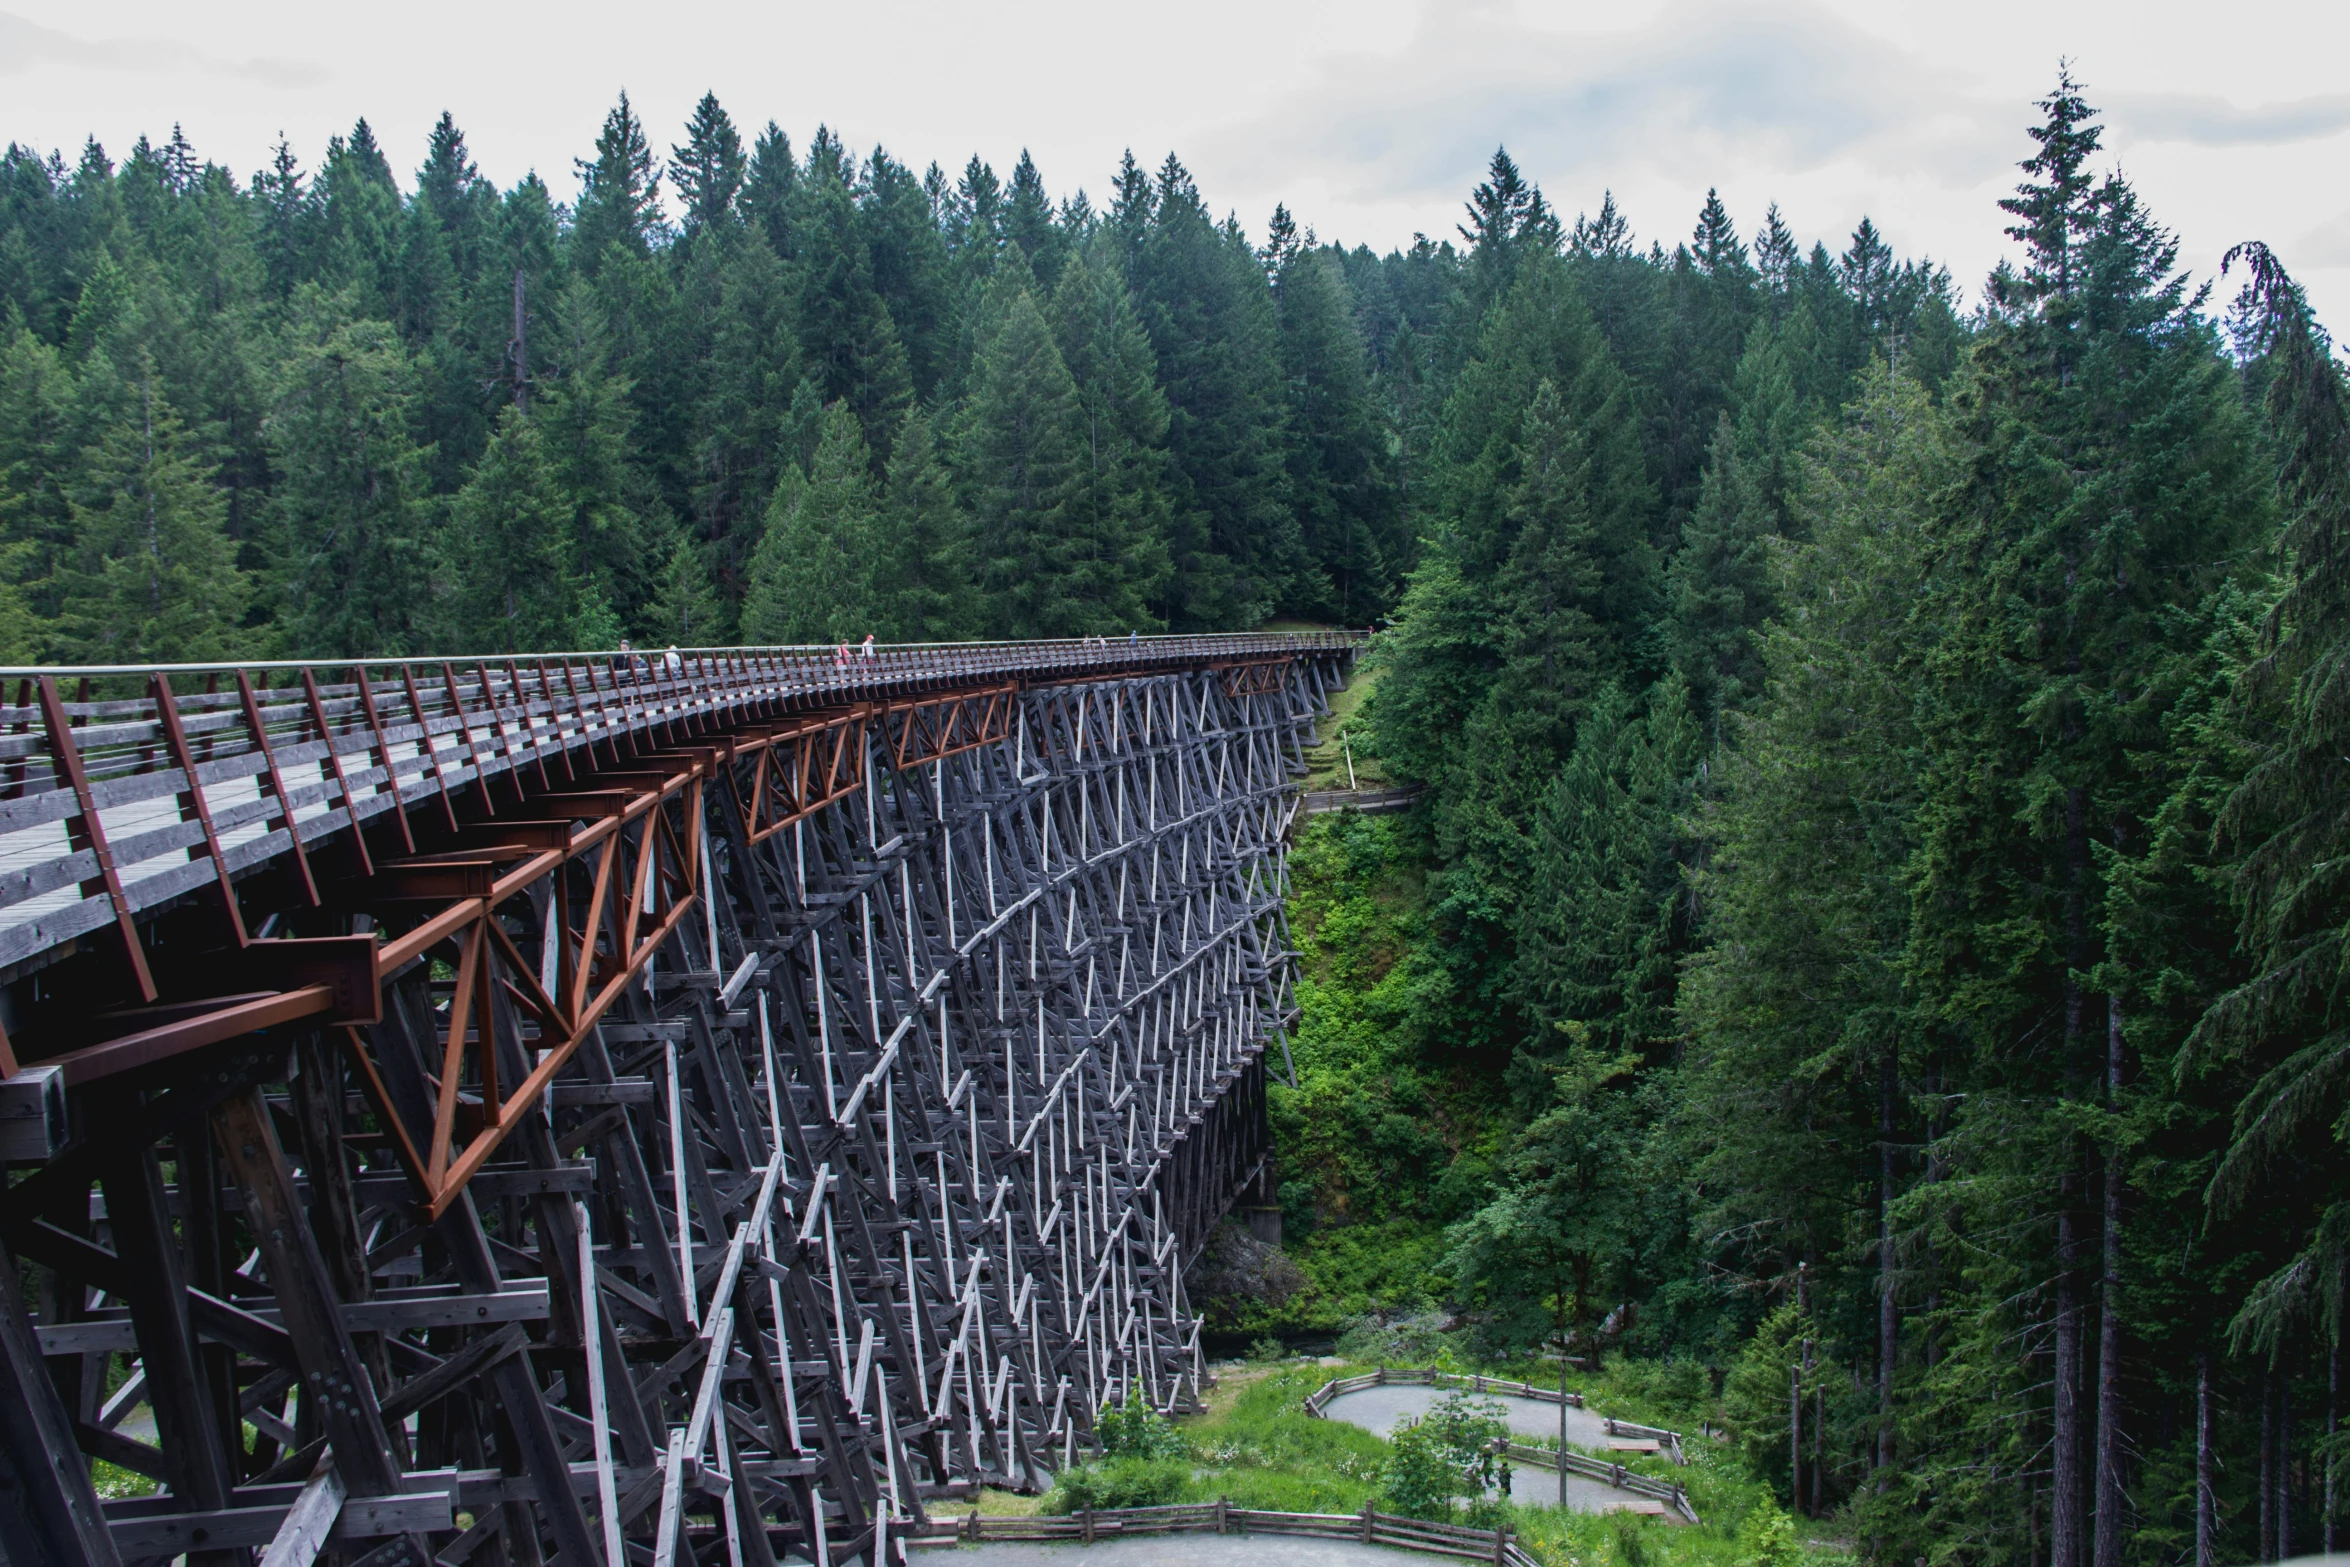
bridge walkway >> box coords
[0,632,1358,1567]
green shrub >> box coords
[1043,1456,1189,1513]
[1095,1389,1187,1459]
[1734,1504,1800,1567]
[1379,1391,1511,1521]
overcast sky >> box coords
[7,0,2349,324]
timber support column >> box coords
[0,1235,120,1567]
[212,1085,405,1496]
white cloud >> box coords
[0,10,325,89]
[2105,91,2350,148]
[1215,0,2015,206]
[4,0,2350,323]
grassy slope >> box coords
[983,1357,1822,1567]
[1300,660,1387,791]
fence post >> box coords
[1361,1500,1374,1543]
[1493,1525,1507,1566]
[1217,1495,1228,1535]
[1083,1507,1095,1544]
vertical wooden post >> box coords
[213,1085,404,1497]
[0,1234,123,1567]
[103,1141,239,1564]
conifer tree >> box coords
[948,156,1004,281]
[1754,202,1799,305]
[1458,147,1559,319]
[742,123,796,257]
[957,277,1089,633]
[1003,150,1066,288]
[52,354,245,662]
[688,234,799,607]
[252,138,312,301]
[1666,314,1806,727]
[862,148,957,400]
[2193,241,2350,1379]
[643,518,725,647]
[0,324,80,616]
[1045,244,1172,632]
[440,404,612,652]
[1904,79,2269,1567]
[670,93,746,243]
[1514,676,1699,1061]
[315,122,402,307]
[794,142,913,460]
[267,287,436,655]
[741,402,879,642]
[573,92,663,266]
[873,407,978,640]
[1129,154,1302,626]
[537,280,657,626]
[1677,366,1953,1538]
[1273,239,1397,622]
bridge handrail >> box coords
[0,633,1360,1006]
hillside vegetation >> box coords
[10,66,2350,1563]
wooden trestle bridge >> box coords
[0,632,1360,1567]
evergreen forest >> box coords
[8,69,2350,1566]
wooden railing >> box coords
[1298,785,1420,815]
[1299,1366,1699,1524]
[921,1499,1542,1565]
[1303,1366,1586,1415]
[1491,1442,1701,1526]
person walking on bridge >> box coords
[861,633,876,659]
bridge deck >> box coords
[0,632,1361,1567]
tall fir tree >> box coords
[572,92,663,267]
[1046,242,1173,633]
[439,404,613,652]
[670,92,746,244]
[872,407,977,640]
[52,354,245,662]
[741,401,879,643]
[266,287,436,655]
[956,278,1087,633]
[1665,313,1808,729]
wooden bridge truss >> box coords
[0,634,1357,1567]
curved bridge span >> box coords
[0,633,1359,1567]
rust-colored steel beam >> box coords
[0,635,1361,1567]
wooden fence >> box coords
[1302,1367,1585,1417]
[1491,1443,1701,1527]
[919,1500,1542,1565]
[1299,787,1421,817]
[1298,1367,1699,1524]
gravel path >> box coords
[1318,1386,1672,1518]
